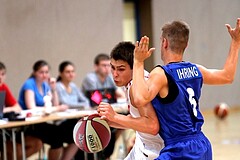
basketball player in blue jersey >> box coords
[131,18,240,160]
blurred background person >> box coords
[18,60,67,160]
[57,61,89,108]
[82,53,125,99]
[0,61,42,160]
[56,61,89,160]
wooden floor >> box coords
[202,108,240,160]
[112,108,240,160]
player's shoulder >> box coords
[195,63,205,73]
[149,65,165,77]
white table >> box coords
[0,103,128,160]
[0,109,97,160]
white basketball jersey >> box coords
[125,71,164,159]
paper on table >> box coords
[0,119,7,125]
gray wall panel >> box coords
[0,0,123,98]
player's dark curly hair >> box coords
[110,42,135,69]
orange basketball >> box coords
[214,103,229,119]
[73,114,111,153]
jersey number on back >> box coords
[187,88,197,117]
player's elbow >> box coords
[132,95,149,107]
[227,78,234,84]
[148,123,159,135]
[224,75,234,84]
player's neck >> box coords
[163,51,183,65]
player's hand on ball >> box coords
[97,102,116,121]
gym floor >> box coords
[28,107,240,160]
[202,107,240,160]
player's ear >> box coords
[163,38,168,49]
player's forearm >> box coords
[132,60,151,105]
[112,113,158,135]
[223,40,240,82]
[108,121,127,129]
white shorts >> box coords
[124,135,163,160]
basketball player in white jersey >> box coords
[98,42,164,160]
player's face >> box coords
[34,65,50,83]
[60,65,75,82]
[0,69,6,85]
[97,60,111,77]
[110,59,132,87]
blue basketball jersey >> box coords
[151,62,204,145]
[152,62,212,160]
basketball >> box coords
[73,114,111,153]
[214,103,229,119]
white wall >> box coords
[0,0,123,98]
[152,0,240,108]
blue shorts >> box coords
[155,132,212,160]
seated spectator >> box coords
[56,61,89,108]
[82,53,125,100]
[56,61,89,160]
[18,60,68,160]
[0,61,42,160]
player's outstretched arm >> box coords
[197,18,240,85]
[98,102,159,135]
[131,36,166,106]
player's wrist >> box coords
[134,58,144,64]
[112,113,120,123]
[231,40,240,49]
